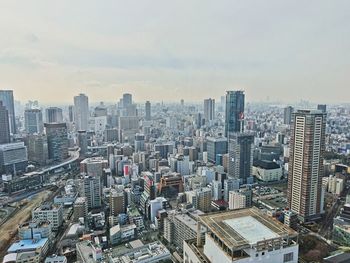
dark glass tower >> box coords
[225,91,244,137]
[0,101,10,144]
[0,90,16,134]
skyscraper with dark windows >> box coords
[44,123,69,162]
[228,132,254,184]
[317,104,327,113]
[74,93,89,131]
[0,101,10,144]
[204,98,215,122]
[45,107,63,123]
[284,106,294,125]
[0,90,16,134]
[145,101,151,121]
[287,110,326,222]
[225,91,244,137]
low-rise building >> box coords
[252,160,282,182]
[32,204,63,231]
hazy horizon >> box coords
[1,1,349,104]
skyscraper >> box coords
[44,123,69,162]
[203,98,215,123]
[74,93,89,131]
[25,109,44,134]
[287,110,326,221]
[0,101,10,144]
[225,91,244,137]
[145,101,151,121]
[0,90,16,134]
[45,107,63,123]
[123,93,132,108]
[284,106,294,125]
[317,104,327,113]
[228,132,254,184]
[68,105,74,122]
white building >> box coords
[32,204,63,231]
[183,207,298,263]
[252,160,282,182]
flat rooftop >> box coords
[199,207,297,250]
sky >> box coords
[0,0,349,104]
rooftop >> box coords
[198,207,297,250]
[8,238,49,253]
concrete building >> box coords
[183,208,299,263]
[76,240,102,263]
[212,180,222,201]
[83,176,102,209]
[44,123,68,162]
[107,241,171,262]
[44,255,67,263]
[32,204,63,231]
[287,110,326,221]
[0,101,10,144]
[73,197,88,222]
[228,133,254,184]
[18,220,52,240]
[186,187,212,212]
[229,188,252,210]
[164,210,205,250]
[252,160,282,182]
[110,189,125,217]
[74,93,89,131]
[78,130,88,156]
[224,178,240,202]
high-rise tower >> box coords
[74,94,89,130]
[225,91,244,137]
[204,98,215,122]
[287,110,326,221]
[0,101,10,144]
[145,101,151,121]
[0,90,16,134]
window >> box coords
[284,252,294,262]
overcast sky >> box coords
[0,0,349,104]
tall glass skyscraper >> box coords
[0,101,10,144]
[0,90,16,134]
[74,93,89,131]
[225,91,244,137]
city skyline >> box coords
[0,1,349,104]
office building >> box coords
[225,90,244,137]
[45,255,68,263]
[45,107,63,123]
[164,210,205,250]
[32,204,63,231]
[6,238,49,262]
[252,160,282,182]
[27,134,48,165]
[73,197,88,222]
[18,220,52,240]
[186,187,212,212]
[317,104,327,113]
[0,101,10,144]
[204,98,215,122]
[0,90,16,134]
[25,109,44,134]
[287,110,326,221]
[68,105,74,122]
[206,136,227,163]
[74,93,89,131]
[183,208,298,263]
[134,133,145,152]
[228,132,254,184]
[80,157,108,177]
[284,106,294,125]
[223,178,240,202]
[0,142,28,174]
[123,93,132,108]
[78,130,88,155]
[110,189,125,216]
[145,100,151,121]
[212,180,222,201]
[44,123,68,162]
[229,188,252,210]
[83,176,102,209]
[107,241,171,262]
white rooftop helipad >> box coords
[224,215,279,245]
